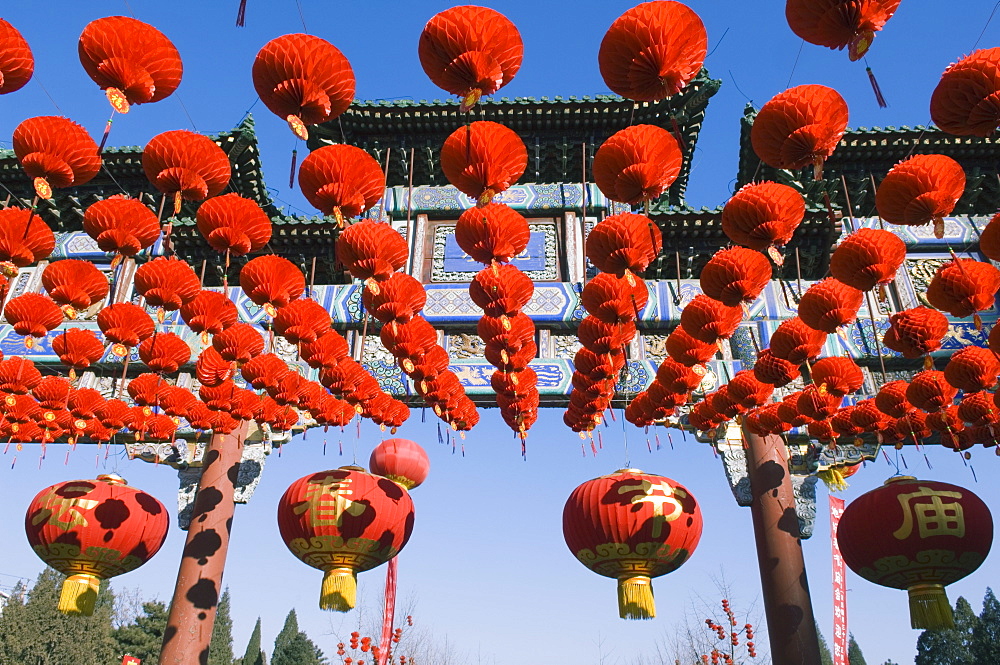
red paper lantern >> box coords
[753,349,802,387]
[440,121,526,205]
[300,333,350,371]
[142,130,231,208]
[699,247,772,307]
[239,255,305,311]
[252,33,355,137]
[277,466,415,611]
[52,328,106,371]
[13,116,101,196]
[727,370,774,409]
[97,302,155,348]
[180,290,239,337]
[273,298,332,346]
[980,211,1000,262]
[666,326,717,367]
[852,398,890,433]
[0,19,33,95]
[455,203,530,264]
[0,357,41,394]
[926,258,1000,319]
[127,373,171,408]
[0,207,55,266]
[563,468,702,619]
[830,228,907,291]
[778,392,813,427]
[586,213,663,277]
[655,358,703,394]
[581,273,648,324]
[24,474,169,615]
[298,145,385,222]
[4,293,63,343]
[798,385,842,421]
[798,278,864,333]
[688,401,723,432]
[138,332,191,374]
[241,353,287,390]
[786,0,902,60]
[337,221,408,282]
[195,194,272,256]
[598,1,707,102]
[362,273,426,324]
[370,439,430,490]
[876,380,914,419]
[680,294,743,344]
[41,259,108,314]
[838,477,993,628]
[875,155,965,236]
[593,125,682,205]
[944,346,1000,393]
[721,182,805,252]
[906,370,958,414]
[213,323,265,364]
[78,16,181,109]
[82,196,160,258]
[884,307,950,359]
[133,257,201,311]
[418,5,523,110]
[750,85,848,178]
[930,48,1000,137]
[96,399,132,431]
[810,356,864,397]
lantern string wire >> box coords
[972,1,1000,51]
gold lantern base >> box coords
[909,584,954,630]
[617,575,656,620]
[321,567,357,612]
[58,573,101,616]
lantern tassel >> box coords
[867,67,888,109]
[320,567,357,612]
[908,584,954,630]
[236,0,248,26]
[617,575,655,620]
[58,574,101,616]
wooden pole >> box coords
[158,422,249,665]
[743,428,822,665]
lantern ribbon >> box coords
[830,497,848,665]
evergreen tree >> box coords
[112,600,169,662]
[847,633,867,665]
[272,609,326,665]
[972,588,1000,665]
[816,621,834,665]
[239,617,267,665]
[210,588,235,665]
[916,596,977,665]
[0,567,117,664]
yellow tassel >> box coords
[818,468,849,492]
[58,574,100,616]
[320,568,357,612]
[617,575,655,620]
[909,584,954,630]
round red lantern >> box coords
[369,438,430,490]
[24,474,168,616]
[277,466,414,611]
[563,468,702,620]
[837,477,993,629]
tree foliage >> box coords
[272,609,326,665]
[238,617,267,665]
[816,621,833,665]
[971,588,1000,665]
[112,600,169,662]
[847,633,867,665]
[210,588,235,665]
[916,594,979,665]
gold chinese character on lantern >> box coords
[893,486,965,540]
[294,475,369,528]
[619,479,686,538]
[31,487,99,531]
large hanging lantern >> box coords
[563,468,702,620]
[440,121,527,205]
[277,466,414,611]
[24,474,169,616]
[592,125,682,205]
[82,196,160,259]
[142,130,231,214]
[875,155,965,238]
[837,477,993,629]
[298,145,385,225]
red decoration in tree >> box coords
[440,121,526,205]
[78,16,182,108]
[455,203,530,264]
[138,332,191,374]
[337,221,409,281]
[785,0,901,60]
[42,259,109,313]
[134,256,201,311]
[930,48,1000,137]
[830,228,907,291]
[563,468,702,619]
[82,196,159,258]
[97,303,155,348]
[52,328,105,371]
[370,439,430,490]
[883,307,950,358]
[680,294,743,344]
[750,85,848,178]
[142,130,231,207]
[721,182,805,252]
[0,19,33,95]
[277,466,415,611]
[180,290,239,337]
[699,247,772,306]
[239,255,305,311]
[13,116,101,196]
[252,33,355,137]
[875,155,965,237]
[926,258,1000,319]
[0,208,55,266]
[213,323,264,364]
[837,477,993,629]
[4,293,63,342]
[362,273,426,324]
[944,346,1000,393]
[593,125,682,205]
[418,5,523,110]
[24,474,169,615]
[906,370,958,414]
[798,278,864,333]
[273,298,332,345]
[586,213,663,277]
[298,145,385,222]
[810,356,864,397]
[598,1,707,102]
[196,194,272,256]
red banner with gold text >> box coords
[831,496,848,665]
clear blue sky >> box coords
[2,2,1000,664]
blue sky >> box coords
[2,1,1000,663]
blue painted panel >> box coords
[442,231,547,272]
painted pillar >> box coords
[743,429,822,665]
[158,422,248,665]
